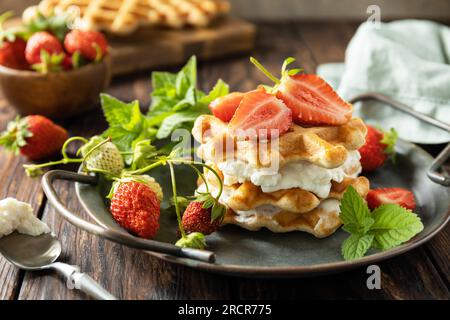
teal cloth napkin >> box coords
[317,20,450,144]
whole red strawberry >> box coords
[0,12,29,70]
[0,38,29,70]
[62,54,73,70]
[110,181,160,238]
[64,30,108,61]
[0,115,69,161]
[359,125,398,172]
[367,188,416,211]
[25,31,63,65]
[182,201,221,235]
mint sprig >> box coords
[148,56,229,139]
[99,56,229,165]
[370,204,424,250]
[340,186,423,261]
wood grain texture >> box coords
[0,98,46,300]
[1,21,449,300]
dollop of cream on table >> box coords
[0,198,50,238]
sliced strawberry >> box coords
[276,74,353,126]
[367,188,416,211]
[209,92,245,122]
[229,90,292,139]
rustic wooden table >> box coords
[1,22,449,300]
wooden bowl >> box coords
[0,55,111,119]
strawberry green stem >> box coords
[81,137,111,161]
[187,164,209,193]
[168,159,223,201]
[126,160,164,175]
[23,158,83,176]
[250,57,280,85]
[61,136,88,159]
[168,161,186,238]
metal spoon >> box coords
[0,231,117,300]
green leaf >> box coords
[100,94,153,164]
[339,186,374,234]
[200,79,229,105]
[342,234,374,261]
[152,71,177,92]
[24,10,70,41]
[131,139,158,170]
[175,232,206,249]
[211,201,226,221]
[369,204,424,250]
[101,94,142,130]
[381,127,398,160]
[156,110,200,139]
[175,56,197,97]
[146,56,228,141]
[281,57,296,74]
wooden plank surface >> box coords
[0,21,449,300]
[0,99,45,300]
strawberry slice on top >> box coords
[250,57,353,126]
[228,89,292,139]
[209,92,245,122]
[277,74,353,126]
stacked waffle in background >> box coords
[192,59,370,238]
[23,0,231,35]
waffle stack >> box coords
[28,0,231,35]
[192,115,369,238]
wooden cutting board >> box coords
[109,18,256,75]
[8,17,256,76]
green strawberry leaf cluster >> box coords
[340,186,424,261]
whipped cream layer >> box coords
[216,150,362,198]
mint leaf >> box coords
[342,234,374,261]
[369,204,424,250]
[146,56,229,141]
[339,186,374,234]
[175,56,197,97]
[200,79,229,105]
[100,94,154,164]
[152,71,177,92]
[101,94,142,129]
[156,110,200,139]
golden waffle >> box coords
[222,199,343,238]
[34,0,230,35]
[200,175,369,214]
[192,115,367,170]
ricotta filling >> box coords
[217,151,361,198]
[0,198,50,239]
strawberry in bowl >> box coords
[0,11,111,118]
